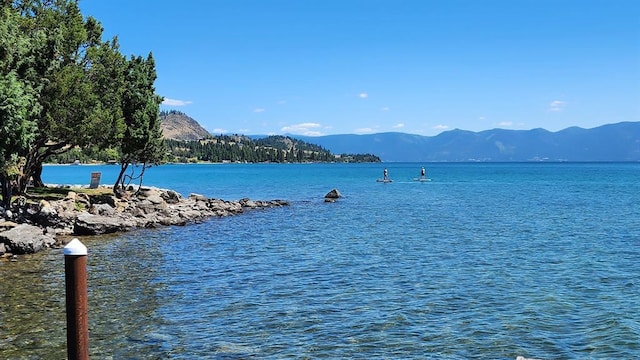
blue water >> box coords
[1,162,639,359]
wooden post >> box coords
[64,238,89,360]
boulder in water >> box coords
[324,188,342,202]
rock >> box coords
[189,193,208,202]
[161,190,181,204]
[0,224,56,254]
[146,194,164,205]
[32,199,61,227]
[90,203,115,216]
[64,191,77,201]
[75,193,90,207]
[179,209,204,220]
[240,199,258,208]
[74,213,136,235]
[90,193,117,207]
[0,220,18,230]
[0,242,5,255]
[7,186,290,254]
[324,188,342,200]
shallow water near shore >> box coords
[1,162,639,359]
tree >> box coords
[0,6,39,208]
[0,72,38,208]
[113,54,165,193]
[14,0,121,192]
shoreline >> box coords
[0,185,289,259]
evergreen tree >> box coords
[113,54,165,193]
[13,0,118,191]
[0,6,39,208]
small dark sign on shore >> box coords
[89,172,101,189]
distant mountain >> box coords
[160,110,212,141]
[288,122,640,162]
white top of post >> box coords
[63,238,88,256]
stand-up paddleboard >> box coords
[377,179,393,183]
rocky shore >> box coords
[0,186,289,257]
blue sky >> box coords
[80,0,639,136]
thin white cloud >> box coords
[381,107,390,111]
[478,116,486,120]
[253,108,265,113]
[211,128,228,134]
[277,100,286,105]
[281,123,323,136]
[162,98,193,106]
[354,127,375,134]
[497,121,513,127]
[433,124,449,130]
[549,100,566,112]
[393,123,405,129]
[359,92,368,99]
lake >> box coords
[1,162,638,359]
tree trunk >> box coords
[113,163,129,196]
[18,141,68,193]
[31,163,44,188]
[1,175,12,209]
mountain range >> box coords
[160,111,640,162]
[290,122,640,162]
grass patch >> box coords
[20,186,113,203]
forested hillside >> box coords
[165,135,380,163]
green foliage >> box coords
[164,136,381,163]
[1,0,166,196]
[114,53,165,191]
[160,109,186,117]
[119,54,164,165]
[0,6,40,207]
[0,72,38,161]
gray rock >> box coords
[0,224,55,254]
[90,193,117,207]
[324,188,342,200]
[189,193,208,202]
[179,210,204,221]
[90,203,115,216]
[74,213,135,235]
[241,199,258,208]
[33,199,61,227]
[0,242,6,255]
[161,190,182,204]
[146,194,164,205]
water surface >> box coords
[1,162,638,359]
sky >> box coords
[79,0,640,137]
